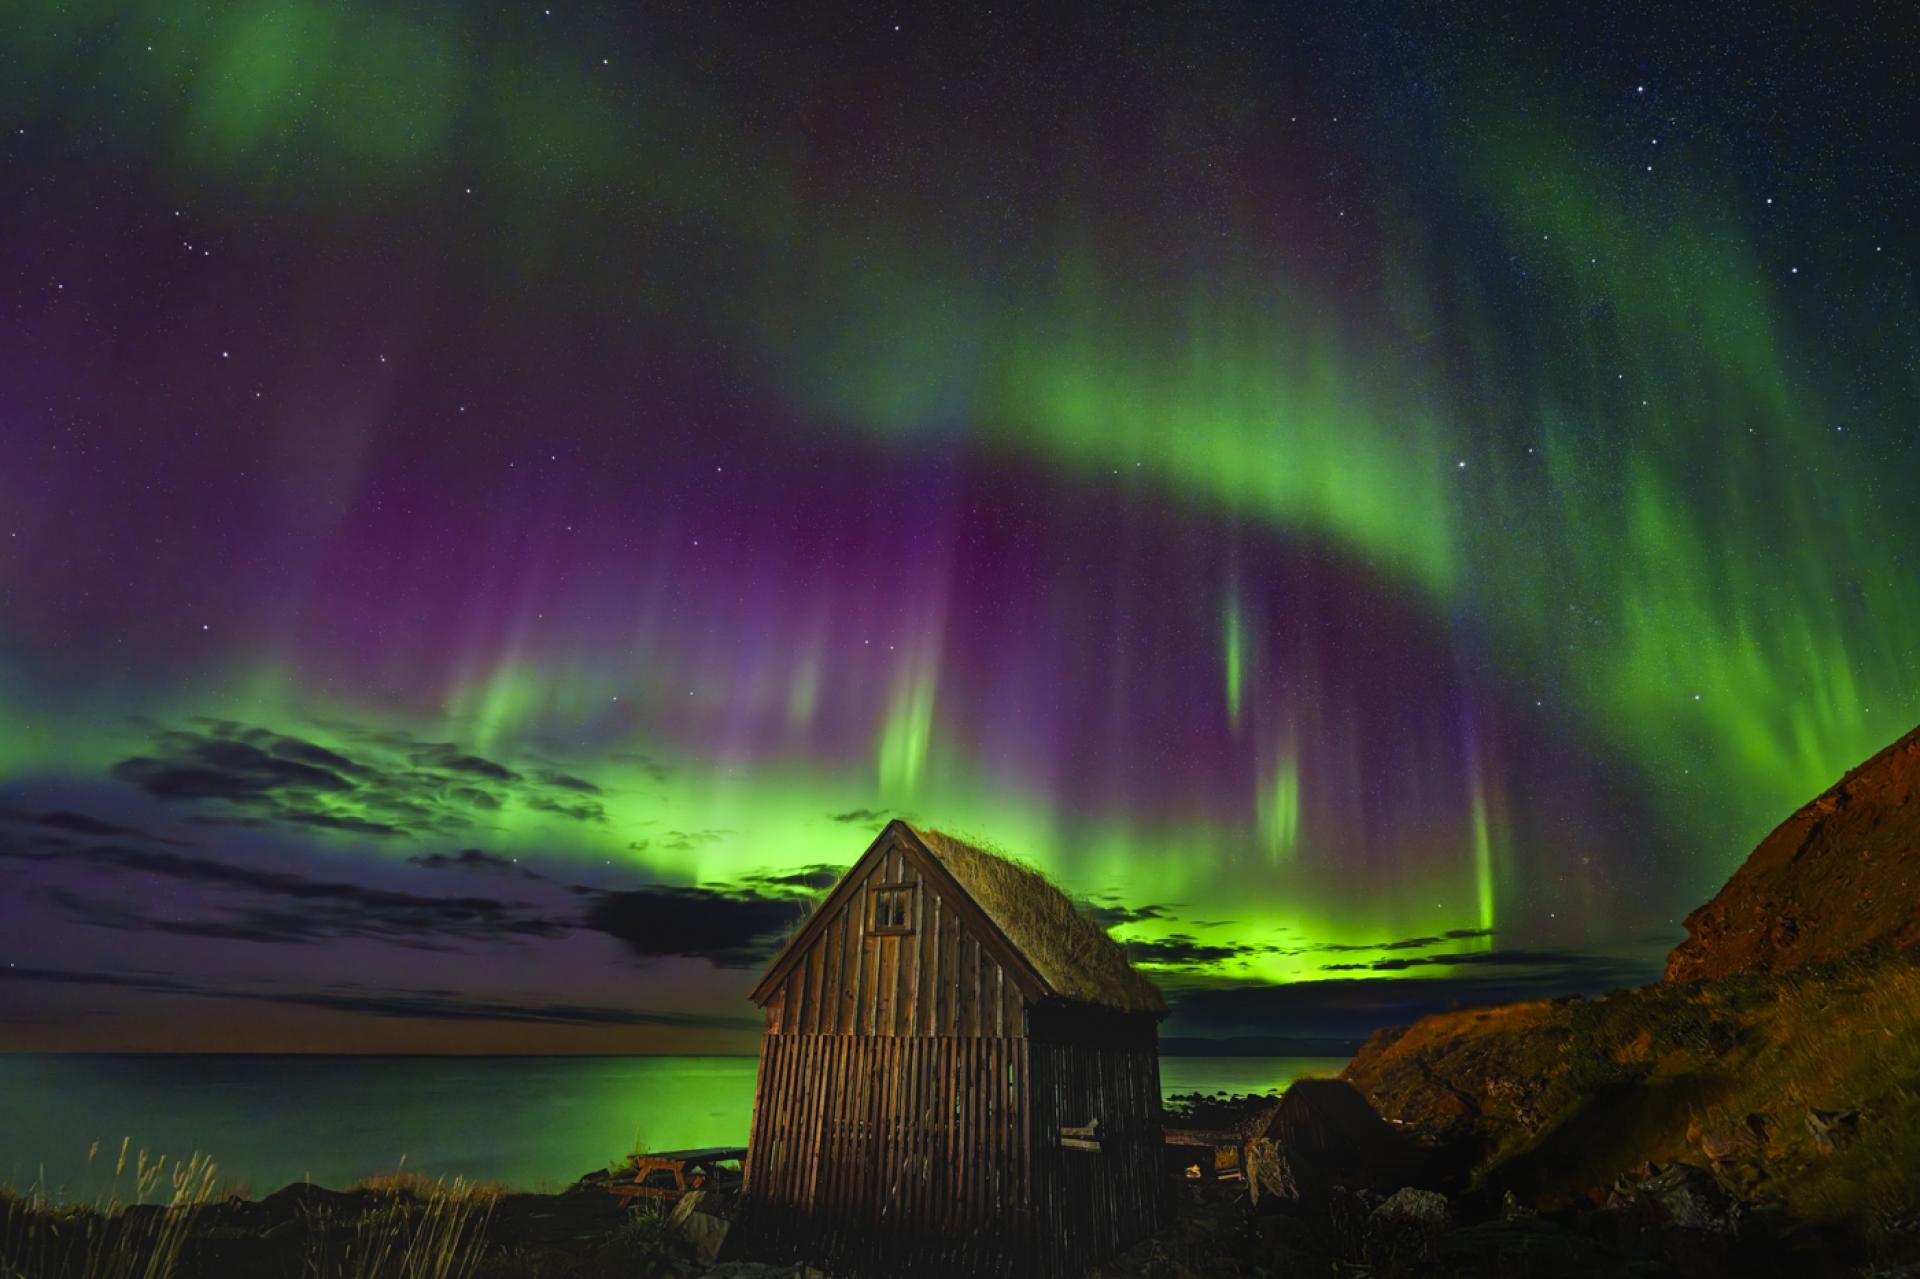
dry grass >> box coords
[295,1176,496,1279]
[1,1145,500,1279]
[918,827,1166,1015]
[347,1170,506,1205]
[1352,947,1920,1247]
[1692,954,1920,1238]
[0,1140,218,1279]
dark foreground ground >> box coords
[5,1083,1915,1279]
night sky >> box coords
[3,2,1916,1053]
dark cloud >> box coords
[1083,900,1170,931]
[525,794,606,824]
[1313,926,1496,955]
[1123,934,1262,968]
[536,771,601,794]
[39,843,568,948]
[608,751,672,783]
[104,717,612,839]
[828,807,891,825]
[1166,957,1661,1044]
[280,810,404,837]
[737,864,841,895]
[408,848,539,878]
[583,884,805,967]
[1320,947,1605,973]
[113,736,353,803]
[19,810,156,840]
[0,966,757,1031]
[658,828,730,852]
[255,987,758,1030]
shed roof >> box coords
[912,827,1167,1017]
[749,820,1166,1018]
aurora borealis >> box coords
[3,1,1916,1052]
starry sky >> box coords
[2,1,1916,1053]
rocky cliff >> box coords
[1342,723,1920,1255]
[1666,723,1920,982]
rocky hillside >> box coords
[1667,723,1920,982]
[1346,952,1920,1216]
[1342,724,1920,1261]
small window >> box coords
[869,882,916,935]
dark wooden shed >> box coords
[742,819,1169,1276]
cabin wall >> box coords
[746,1032,1034,1271]
[747,839,1038,1265]
[1027,1032,1168,1273]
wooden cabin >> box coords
[742,819,1169,1276]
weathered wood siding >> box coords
[1027,1010,1168,1274]
[746,1033,1034,1271]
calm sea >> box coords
[0,1054,1344,1200]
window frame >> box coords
[867,880,918,936]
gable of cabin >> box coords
[758,825,1035,1038]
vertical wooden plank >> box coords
[1015,1038,1030,1228]
[973,1036,989,1227]
[821,906,842,1037]
[906,880,924,1036]
[876,1035,895,1222]
[895,1036,912,1224]
[798,927,817,1036]
[830,1033,854,1218]
[957,931,977,1037]
[928,895,948,1034]
[818,1032,847,1214]
[899,868,922,1036]
[944,1029,960,1229]
[800,1036,828,1211]
[815,1032,838,1209]
[839,895,860,1035]
[876,936,897,1038]
[961,1034,975,1231]
[851,1035,874,1219]
[987,1037,1002,1219]
[864,1036,884,1223]
[785,1036,807,1207]
[937,890,954,1037]
[920,1036,936,1230]
[754,1033,781,1202]
[786,938,804,1034]
[744,1034,769,1196]
[975,937,990,1037]
[783,1036,806,1208]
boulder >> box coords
[1245,1077,1417,1193]
[1612,1162,1740,1234]
[670,1190,733,1265]
[1695,1112,1769,1164]
[1243,1137,1323,1205]
[1805,1107,1859,1155]
[1369,1186,1450,1230]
